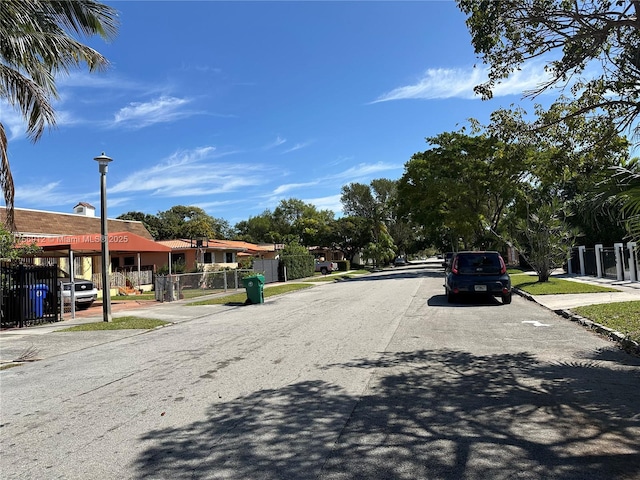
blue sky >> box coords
[3,0,556,228]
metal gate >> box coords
[1,261,59,328]
[583,248,597,276]
[600,247,618,279]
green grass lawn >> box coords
[187,283,314,305]
[573,302,640,344]
[56,316,169,332]
[510,274,619,295]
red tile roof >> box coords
[31,232,171,255]
[156,238,250,252]
[1,207,153,240]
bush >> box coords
[281,254,314,280]
[279,242,315,280]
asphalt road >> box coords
[1,263,639,479]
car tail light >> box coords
[451,256,459,274]
[499,256,507,275]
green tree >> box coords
[234,210,279,244]
[397,131,525,250]
[272,198,335,246]
[117,211,162,239]
[457,0,640,137]
[341,179,400,258]
[486,106,630,247]
[363,222,396,269]
[599,159,640,241]
[514,197,577,282]
[1,0,118,229]
[0,224,40,259]
[325,216,373,264]
[155,206,229,240]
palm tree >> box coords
[0,0,118,230]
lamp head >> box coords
[94,152,113,173]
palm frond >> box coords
[0,123,15,230]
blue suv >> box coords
[444,251,512,304]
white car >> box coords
[58,269,98,310]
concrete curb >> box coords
[515,288,640,356]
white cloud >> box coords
[109,147,271,198]
[303,194,343,215]
[272,181,319,196]
[111,95,193,128]
[372,62,554,103]
[331,162,402,181]
[14,182,69,206]
[57,71,143,91]
[0,103,27,141]
[281,141,312,154]
[264,136,287,150]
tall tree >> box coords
[398,131,526,250]
[234,210,279,244]
[271,198,334,246]
[325,216,373,264]
[457,0,640,137]
[156,205,229,241]
[117,211,162,239]
[341,179,402,257]
[1,0,119,230]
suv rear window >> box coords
[455,253,502,274]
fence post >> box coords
[628,242,637,282]
[594,244,603,278]
[614,242,624,281]
[578,246,586,276]
[567,249,573,275]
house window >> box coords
[124,256,135,266]
[226,252,234,263]
[112,257,120,269]
[204,252,212,264]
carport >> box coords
[30,232,172,314]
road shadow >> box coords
[134,349,640,479]
[428,294,504,307]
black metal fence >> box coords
[1,261,60,328]
[601,247,620,279]
[583,248,596,276]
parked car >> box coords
[442,252,454,269]
[57,269,98,310]
[393,256,407,266]
[444,251,512,304]
[315,260,338,275]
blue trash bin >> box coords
[28,284,49,318]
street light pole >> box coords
[94,153,113,322]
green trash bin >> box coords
[242,274,265,304]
